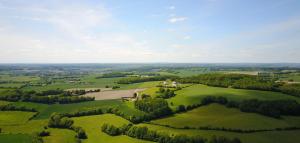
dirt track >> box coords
[82,89,146,100]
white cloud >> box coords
[184,36,191,40]
[167,6,175,10]
[168,17,187,23]
[171,44,184,48]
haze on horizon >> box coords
[0,0,300,63]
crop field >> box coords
[72,114,153,143]
[168,84,300,107]
[83,89,145,100]
[152,104,300,130]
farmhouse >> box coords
[172,81,177,87]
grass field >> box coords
[0,111,36,126]
[22,75,159,92]
[137,123,300,143]
[0,83,25,88]
[0,100,10,106]
[0,134,33,143]
[11,100,146,120]
[158,68,210,77]
[22,76,121,91]
[0,75,40,82]
[152,104,300,130]
[139,87,160,97]
[168,84,300,107]
[1,70,300,143]
[0,119,46,134]
[72,114,153,143]
[43,128,77,143]
[279,73,300,82]
[118,81,160,90]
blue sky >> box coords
[0,0,299,63]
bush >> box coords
[71,126,87,139]
[101,123,121,136]
[176,105,186,112]
[48,113,74,128]
[36,130,50,137]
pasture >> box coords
[11,100,146,120]
[72,114,153,143]
[152,104,300,130]
[0,134,33,143]
[168,84,300,107]
[43,128,77,143]
[137,124,300,143]
[0,111,36,126]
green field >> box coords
[0,83,25,88]
[11,100,146,119]
[137,124,300,143]
[72,114,153,143]
[43,128,77,143]
[0,100,10,106]
[0,111,36,126]
[279,73,300,82]
[168,84,300,107]
[1,65,300,143]
[0,134,33,143]
[152,104,300,130]
[0,75,40,82]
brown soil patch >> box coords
[82,89,146,100]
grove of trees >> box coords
[134,97,173,118]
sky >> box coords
[0,0,300,63]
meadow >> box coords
[0,134,33,143]
[72,114,153,143]
[11,99,145,120]
[167,84,300,107]
[137,123,300,143]
[151,103,300,130]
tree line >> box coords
[149,122,300,134]
[102,123,241,143]
[0,104,36,112]
[0,89,95,104]
[96,72,133,78]
[117,75,178,84]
